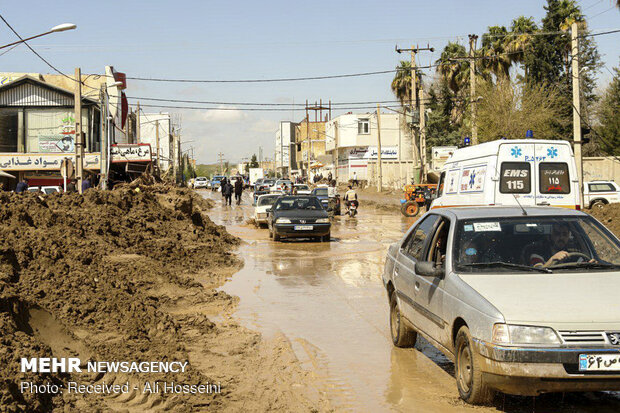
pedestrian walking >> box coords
[222,181,233,205]
[352,171,358,187]
[15,178,29,193]
[234,177,243,205]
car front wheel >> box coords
[389,290,417,348]
[455,326,494,405]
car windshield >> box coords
[274,197,322,210]
[43,188,58,194]
[296,185,309,190]
[453,216,620,273]
[196,177,207,181]
[313,188,328,196]
[258,196,279,206]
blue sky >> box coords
[1,0,619,164]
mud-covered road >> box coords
[203,190,620,413]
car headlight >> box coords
[276,218,291,223]
[492,324,560,345]
[315,218,330,223]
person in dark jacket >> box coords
[66,179,77,193]
[222,181,233,205]
[234,178,243,205]
[82,176,92,192]
[220,177,228,198]
[15,178,28,193]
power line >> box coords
[125,96,403,106]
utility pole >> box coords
[469,34,479,145]
[74,68,84,193]
[396,44,434,183]
[155,120,160,173]
[571,22,584,207]
[334,121,339,183]
[419,88,427,183]
[376,104,383,191]
[136,101,141,143]
[218,152,224,175]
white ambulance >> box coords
[431,139,581,210]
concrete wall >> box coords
[583,157,620,183]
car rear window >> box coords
[589,183,615,192]
[499,162,530,193]
[539,162,570,194]
[314,188,328,196]
[258,196,278,206]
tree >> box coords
[250,154,259,168]
[480,26,512,79]
[506,16,538,77]
[596,63,620,155]
[391,61,413,107]
[476,78,565,141]
[435,42,469,94]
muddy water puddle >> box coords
[202,190,620,412]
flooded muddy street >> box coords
[203,190,620,413]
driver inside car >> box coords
[526,222,594,267]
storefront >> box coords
[0,75,102,189]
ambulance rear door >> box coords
[495,142,537,206]
[533,142,577,208]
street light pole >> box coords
[0,23,77,50]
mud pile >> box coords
[0,185,240,411]
[589,203,620,238]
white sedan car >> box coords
[294,184,312,194]
[254,194,281,227]
[193,177,209,189]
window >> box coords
[357,119,369,134]
[539,163,570,194]
[500,162,531,193]
[589,183,615,192]
[402,215,440,260]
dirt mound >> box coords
[589,203,620,238]
[0,184,239,411]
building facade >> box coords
[324,112,411,183]
[275,121,297,177]
[139,113,173,172]
[0,75,102,189]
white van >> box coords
[431,139,580,210]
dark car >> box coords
[310,187,341,215]
[267,196,331,242]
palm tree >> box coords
[480,26,512,79]
[506,16,538,65]
[391,61,412,107]
[435,42,469,94]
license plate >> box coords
[579,354,620,371]
[294,225,313,230]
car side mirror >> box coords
[266,207,272,212]
[415,261,444,278]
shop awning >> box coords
[0,170,16,178]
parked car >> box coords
[253,194,281,227]
[41,185,61,194]
[383,206,620,404]
[293,184,312,195]
[193,176,209,189]
[267,195,331,242]
[584,180,620,209]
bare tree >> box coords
[476,78,566,141]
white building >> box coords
[275,121,297,176]
[325,112,411,183]
[139,113,172,171]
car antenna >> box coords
[512,194,528,216]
